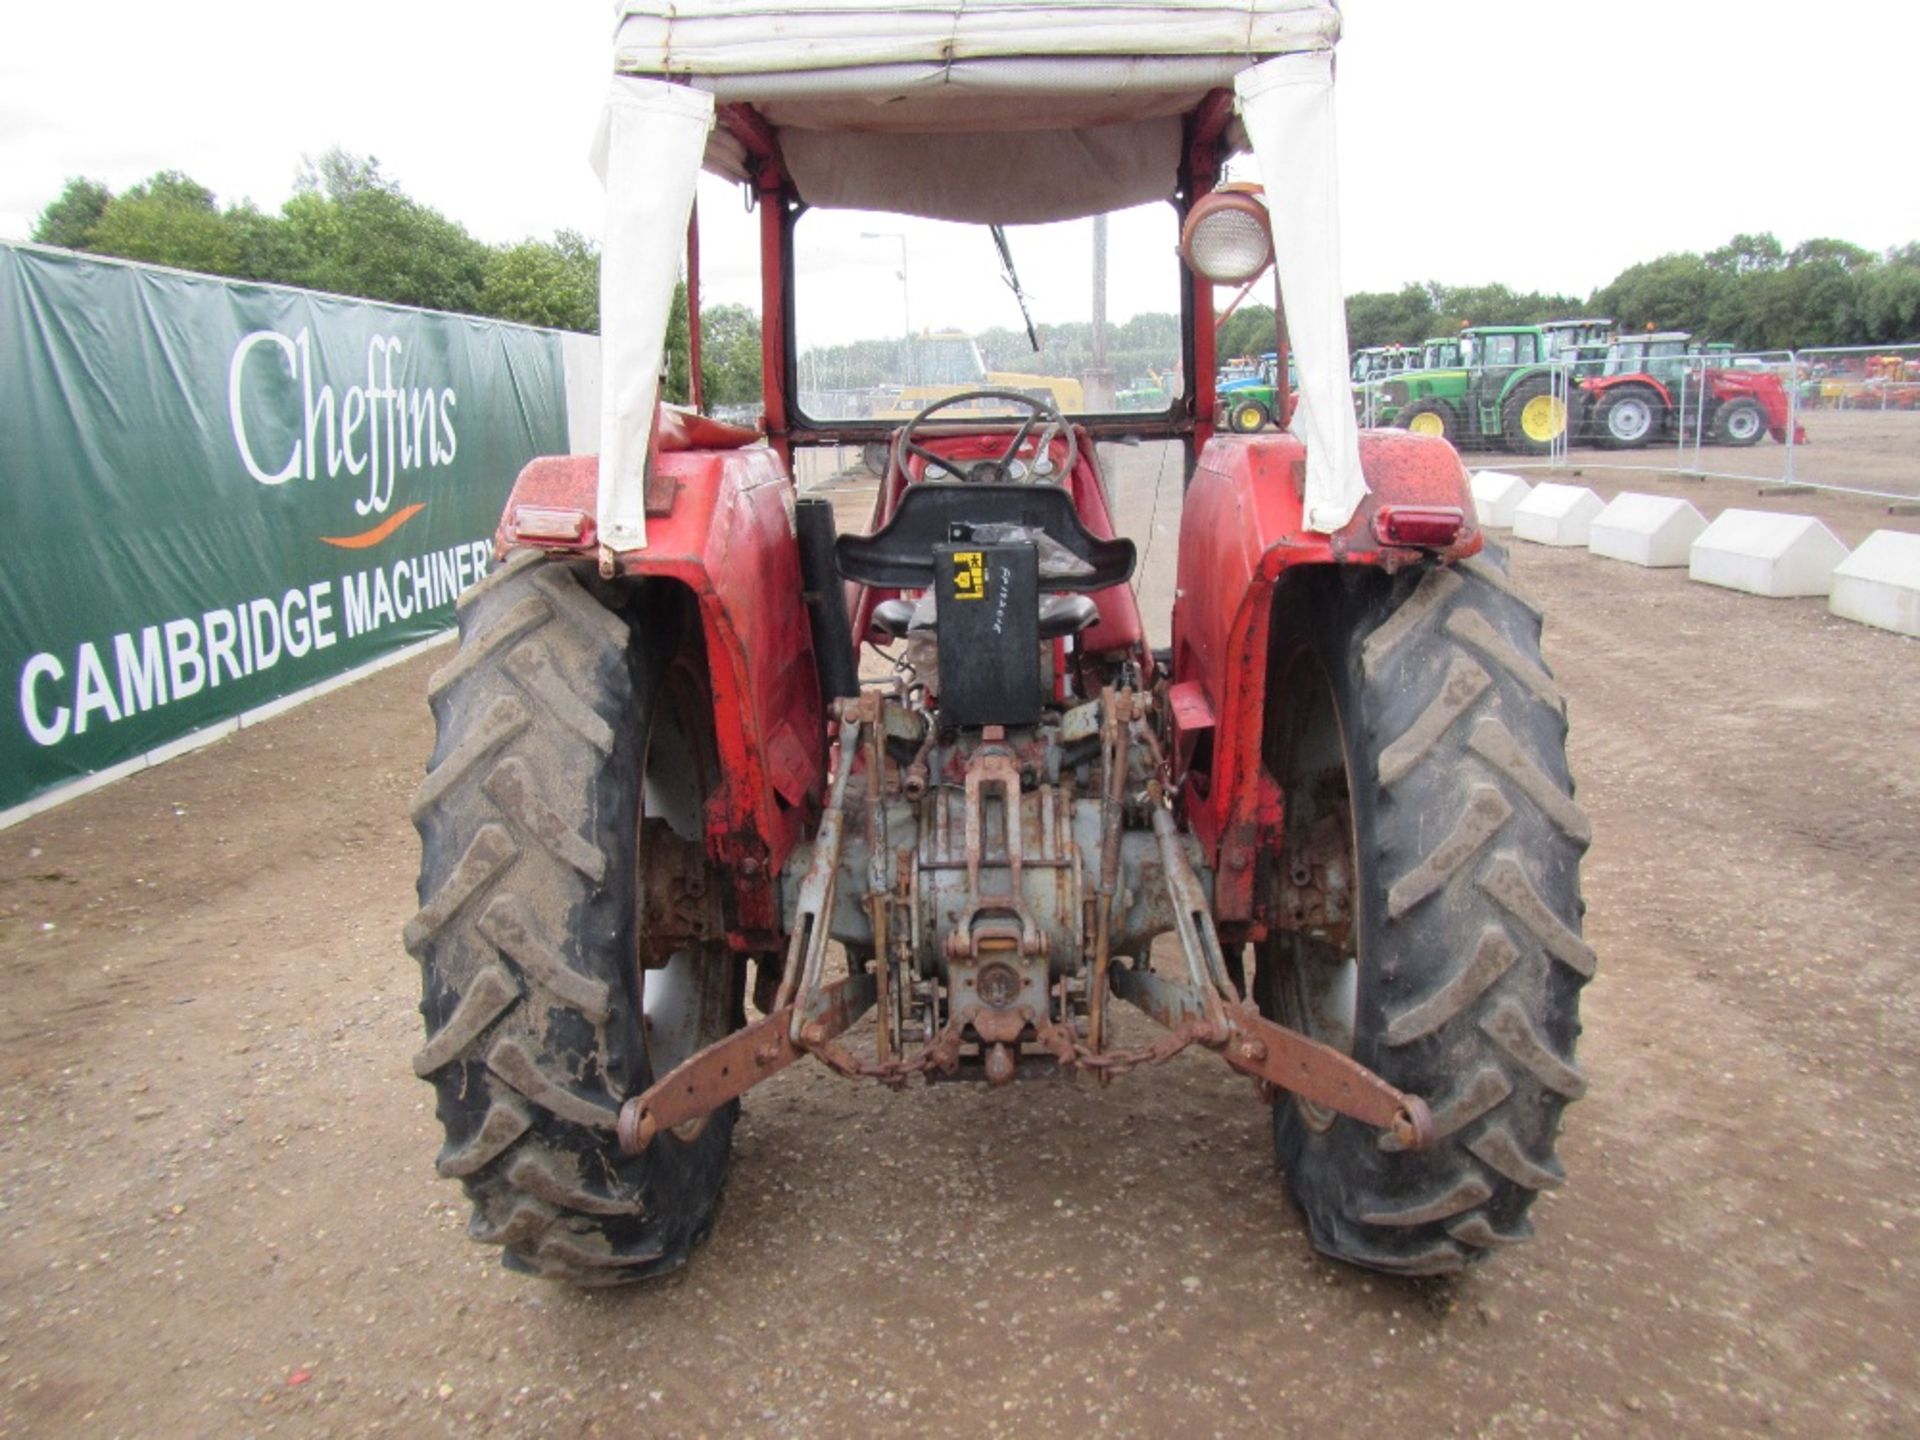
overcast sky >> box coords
[4,1,1916,329]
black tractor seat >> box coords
[835,482,1135,593]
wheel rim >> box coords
[1726,406,1762,441]
[1520,393,1565,442]
[639,659,735,1113]
[1267,645,1360,1134]
[1407,410,1445,438]
[1237,403,1264,431]
[1610,396,1653,441]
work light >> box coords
[1180,189,1274,285]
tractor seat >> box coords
[836,482,1135,594]
[871,593,1099,642]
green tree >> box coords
[84,169,244,276]
[663,282,691,404]
[698,303,763,407]
[1705,232,1785,275]
[1346,284,1437,348]
[1858,255,1920,344]
[31,177,111,250]
[1590,252,1716,335]
[278,148,489,313]
[1217,302,1277,363]
[480,230,599,332]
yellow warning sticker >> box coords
[951,550,985,601]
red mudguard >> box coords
[491,443,823,951]
[1170,429,1481,932]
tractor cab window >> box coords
[1646,340,1690,387]
[792,203,1185,424]
[1603,342,1645,377]
[1480,334,1519,368]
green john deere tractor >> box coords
[1375,325,1567,455]
[1217,350,1297,432]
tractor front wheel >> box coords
[1500,379,1566,456]
[1228,398,1271,434]
[1397,399,1457,443]
[1257,549,1592,1274]
[1594,385,1661,449]
[407,551,740,1285]
[1711,397,1766,446]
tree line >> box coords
[27,153,760,407]
[34,160,1918,408]
[34,153,601,333]
[1340,235,1920,354]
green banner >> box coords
[1,244,571,815]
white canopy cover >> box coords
[596,1,1366,548]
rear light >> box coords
[1373,505,1466,549]
[514,505,589,542]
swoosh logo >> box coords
[320,502,426,549]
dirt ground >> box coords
[1551,405,1920,504]
[2,441,1917,1439]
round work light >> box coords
[1180,189,1274,285]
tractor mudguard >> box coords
[492,448,826,948]
[1580,374,1674,408]
[1169,429,1480,929]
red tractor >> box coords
[407,3,1590,1285]
[1577,332,1806,449]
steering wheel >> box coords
[896,388,1078,486]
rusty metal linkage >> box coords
[617,972,877,1154]
[1110,965,1432,1150]
[619,686,1433,1156]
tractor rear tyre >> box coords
[1396,399,1457,443]
[1711,397,1766,446]
[1593,384,1661,449]
[1500,379,1566,456]
[1257,547,1592,1274]
[1228,398,1271,434]
[407,550,740,1285]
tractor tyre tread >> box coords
[1269,543,1590,1273]
[408,554,731,1285]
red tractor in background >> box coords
[406,3,1590,1288]
[1577,332,1806,449]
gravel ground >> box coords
[1,442,1916,1438]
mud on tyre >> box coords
[1257,547,1592,1274]
[406,550,739,1285]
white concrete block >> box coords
[1828,529,1920,637]
[1511,482,1605,547]
[1470,470,1533,528]
[1688,509,1849,598]
[1587,492,1709,568]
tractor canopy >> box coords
[592,0,1366,549]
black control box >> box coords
[934,540,1040,727]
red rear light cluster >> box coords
[1373,504,1466,549]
